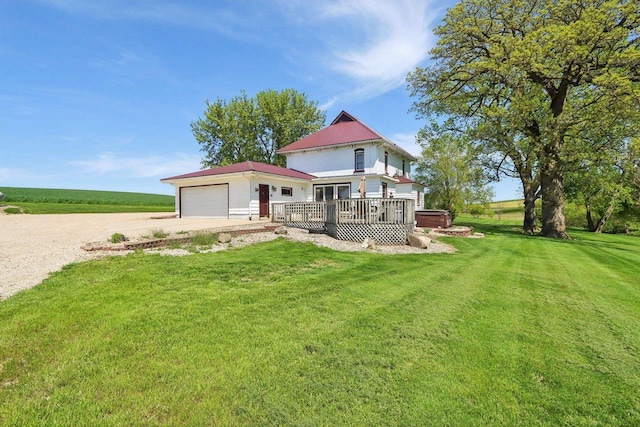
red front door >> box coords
[259,184,270,217]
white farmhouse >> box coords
[161,111,423,219]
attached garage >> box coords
[162,161,315,219]
[180,184,228,218]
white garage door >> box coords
[180,184,228,218]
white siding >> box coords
[373,146,410,177]
[247,176,310,217]
[396,183,425,209]
[286,143,380,177]
[169,173,311,220]
[285,142,414,181]
[227,177,251,219]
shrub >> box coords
[151,228,169,239]
[468,204,485,218]
[110,233,128,243]
[564,202,587,228]
[4,207,22,214]
[190,232,217,246]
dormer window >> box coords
[354,148,364,172]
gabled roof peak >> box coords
[330,110,358,125]
[277,110,417,161]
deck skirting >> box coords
[273,198,415,245]
[326,223,414,245]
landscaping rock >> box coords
[218,233,232,244]
[274,226,288,235]
[407,233,431,249]
[361,238,377,250]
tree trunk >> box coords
[540,145,569,238]
[593,198,618,233]
[586,204,596,232]
[523,197,537,235]
[522,182,537,235]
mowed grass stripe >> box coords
[1,227,639,425]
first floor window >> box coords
[338,185,350,199]
[281,187,293,197]
[314,184,350,201]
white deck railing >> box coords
[325,198,414,225]
[273,198,414,226]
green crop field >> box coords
[489,199,524,209]
[1,216,639,425]
[0,187,174,214]
[0,187,174,206]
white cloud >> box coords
[69,152,202,178]
[318,97,338,111]
[314,0,438,99]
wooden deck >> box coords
[272,198,415,245]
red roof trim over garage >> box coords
[162,161,316,181]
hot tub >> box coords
[415,210,451,228]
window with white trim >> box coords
[384,151,389,174]
[354,149,364,172]
[281,187,293,197]
[314,184,350,201]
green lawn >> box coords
[1,219,639,425]
[0,187,174,214]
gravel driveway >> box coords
[1,212,456,300]
[0,212,255,300]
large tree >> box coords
[408,0,640,238]
[414,128,494,221]
[192,89,326,168]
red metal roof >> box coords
[162,161,316,181]
[397,176,417,184]
[277,111,384,153]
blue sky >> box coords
[1,0,519,199]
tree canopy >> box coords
[191,89,326,168]
[414,128,494,221]
[408,0,640,238]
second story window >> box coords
[354,149,364,172]
[385,151,389,174]
[402,159,406,176]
